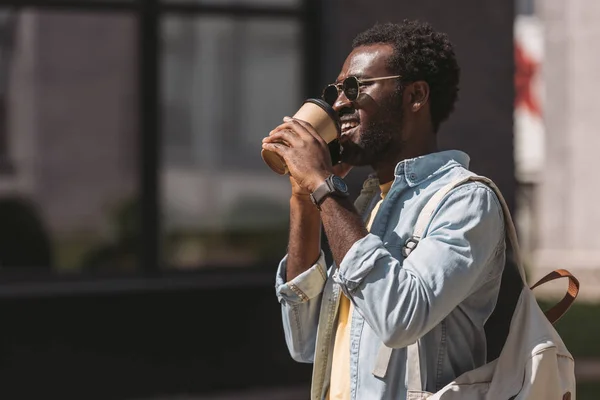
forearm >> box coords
[319,196,368,268]
[336,242,432,347]
[286,195,322,281]
[331,184,506,347]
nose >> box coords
[332,90,353,114]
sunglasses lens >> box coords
[323,85,339,106]
[343,77,359,101]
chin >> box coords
[341,139,381,166]
[340,151,373,167]
[342,126,397,166]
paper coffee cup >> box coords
[261,98,341,175]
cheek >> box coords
[356,92,382,117]
[357,106,379,125]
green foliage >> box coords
[165,196,290,269]
[81,197,139,272]
[538,300,600,358]
[538,300,600,399]
[577,382,600,400]
[82,194,291,270]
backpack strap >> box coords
[530,269,579,324]
[399,175,525,391]
[401,175,527,281]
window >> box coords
[161,13,303,270]
[0,0,309,279]
[0,9,139,273]
[0,9,17,172]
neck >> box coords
[373,130,438,184]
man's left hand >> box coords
[262,117,334,193]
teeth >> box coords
[341,121,359,131]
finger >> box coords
[270,121,302,136]
[272,121,307,137]
[262,142,289,156]
[277,118,318,141]
[267,123,316,150]
[283,116,317,137]
[267,124,303,145]
[283,117,322,139]
[263,129,301,147]
[284,117,328,146]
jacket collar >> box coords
[394,150,470,187]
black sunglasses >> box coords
[322,75,402,106]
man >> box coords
[262,20,505,399]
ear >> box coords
[407,81,430,113]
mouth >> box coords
[340,120,360,140]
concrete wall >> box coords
[533,0,600,298]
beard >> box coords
[339,92,404,167]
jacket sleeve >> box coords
[275,251,328,363]
[333,183,505,348]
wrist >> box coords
[291,193,312,202]
[309,174,349,211]
[290,194,321,214]
[306,171,333,194]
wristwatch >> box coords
[310,174,349,210]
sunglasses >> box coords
[322,75,402,106]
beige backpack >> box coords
[389,175,580,400]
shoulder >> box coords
[449,179,502,207]
[429,171,505,231]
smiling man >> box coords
[263,20,505,400]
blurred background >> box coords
[0,0,597,398]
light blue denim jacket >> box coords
[275,150,506,400]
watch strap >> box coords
[310,175,349,210]
[310,178,333,210]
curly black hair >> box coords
[353,20,460,132]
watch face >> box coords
[332,176,348,193]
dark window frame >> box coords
[0,9,17,174]
[0,0,321,295]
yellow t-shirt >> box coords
[327,180,393,400]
